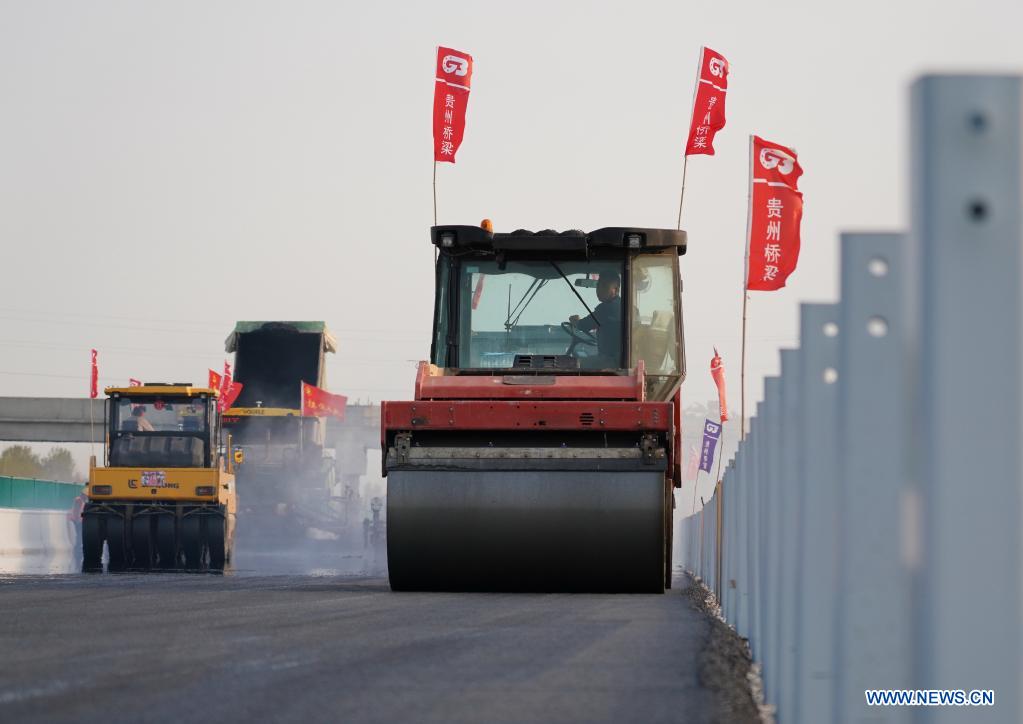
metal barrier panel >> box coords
[910,75,1022,722]
[794,303,841,724]
[0,476,81,510]
[835,233,911,722]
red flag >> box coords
[433,47,473,163]
[684,444,700,481]
[710,348,729,423]
[221,382,243,411]
[745,135,804,291]
[89,350,98,399]
[684,47,729,156]
[301,381,347,420]
[218,362,235,412]
[471,274,486,310]
[128,378,142,387]
[208,369,222,392]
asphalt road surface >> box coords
[0,557,757,724]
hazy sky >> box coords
[1,0,1020,424]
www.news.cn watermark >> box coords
[865,690,995,706]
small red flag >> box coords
[301,381,347,420]
[684,444,700,481]
[89,350,98,399]
[433,47,473,163]
[471,274,486,310]
[221,381,243,411]
[684,47,729,156]
[745,135,804,291]
[128,378,142,387]
[710,348,729,423]
[218,362,236,412]
[208,369,222,392]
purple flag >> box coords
[699,418,722,473]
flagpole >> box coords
[89,395,95,458]
[690,469,700,515]
[740,292,749,441]
[432,160,438,226]
[740,135,754,441]
[714,426,726,484]
[676,155,689,230]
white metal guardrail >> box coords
[680,74,1021,723]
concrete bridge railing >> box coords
[680,74,1021,723]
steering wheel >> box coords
[560,321,598,357]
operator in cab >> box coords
[568,272,622,368]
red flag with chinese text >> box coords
[684,47,729,156]
[89,350,98,399]
[221,382,243,411]
[301,382,347,420]
[217,362,239,412]
[208,369,222,392]
[710,348,729,422]
[433,47,473,163]
[746,135,804,291]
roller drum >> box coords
[387,466,666,592]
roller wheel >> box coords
[207,516,226,572]
[82,514,103,573]
[131,515,154,570]
[156,515,178,569]
[181,515,204,571]
[106,516,127,572]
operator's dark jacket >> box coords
[576,296,622,365]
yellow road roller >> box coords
[83,384,236,572]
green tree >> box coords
[40,448,78,482]
[0,445,43,478]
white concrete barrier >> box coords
[0,508,75,556]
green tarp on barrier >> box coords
[0,476,83,510]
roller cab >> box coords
[83,385,236,572]
[383,225,687,592]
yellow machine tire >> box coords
[131,515,154,570]
[207,516,226,571]
[81,514,103,573]
[106,516,127,572]
[155,514,178,569]
[181,515,204,571]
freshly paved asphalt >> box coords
[0,554,752,724]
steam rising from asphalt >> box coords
[230,479,388,578]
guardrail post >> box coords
[793,303,841,724]
[735,447,749,637]
[909,75,1022,721]
[835,232,910,722]
[777,349,802,722]
[749,406,764,662]
[760,377,782,708]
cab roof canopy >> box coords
[430,226,687,254]
[104,386,218,397]
[225,321,337,354]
